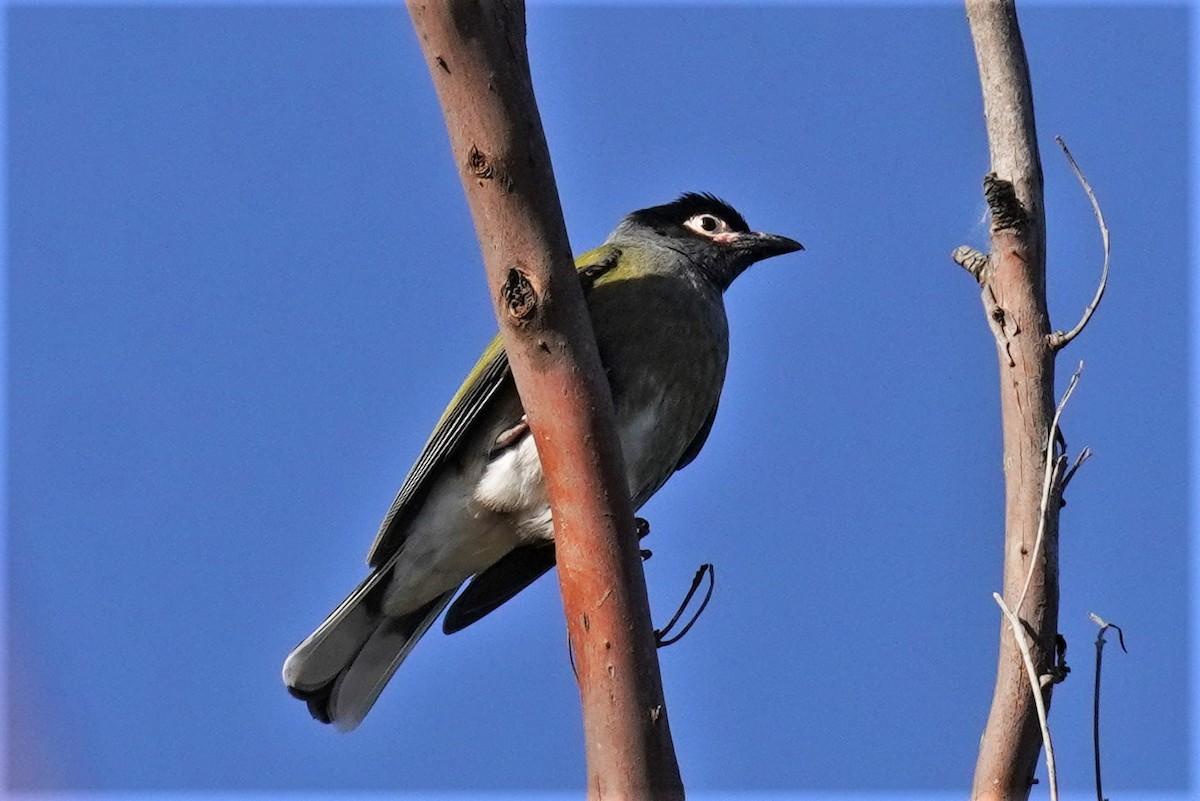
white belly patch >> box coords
[471,397,669,542]
[473,435,552,539]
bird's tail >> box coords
[282,565,455,731]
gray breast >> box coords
[587,271,729,506]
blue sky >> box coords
[3,1,1194,797]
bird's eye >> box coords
[684,214,728,237]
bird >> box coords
[283,193,802,730]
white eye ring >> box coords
[684,214,729,237]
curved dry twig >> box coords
[1050,136,1111,350]
[655,564,715,648]
[995,593,1059,801]
[1089,613,1127,801]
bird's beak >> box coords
[733,231,805,260]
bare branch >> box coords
[994,593,1059,801]
[405,3,682,796]
[1050,137,1111,351]
[1017,361,1083,615]
[964,4,1062,798]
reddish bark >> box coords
[406,2,684,797]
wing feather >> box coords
[365,245,623,568]
[366,339,512,566]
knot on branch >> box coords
[983,173,1027,233]
[952,245,990,283]
[502,267,538,323]
[466,145,514,191]
[468,145,493,180]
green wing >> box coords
[365,244,622,568]
[366,337,511,567]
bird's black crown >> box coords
[626,193,750,234]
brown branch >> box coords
[989,367,1086,801]
[404,2,683,797]
[961,3,1061,800]
[993,593,1058,801]
[1016,361,1082,616]
[1049,137,1111,351]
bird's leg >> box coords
[635,517,652,560]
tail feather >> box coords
[327,591,454,730]
[282,568,389,693]
[283,565,456,731]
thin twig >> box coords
[1050,137,1111,350]
[994,592,1058,801]
[655,564,715,648]
[1061,446,1093,493]
[1017,361,1084,615]
[1089,613,1126,801]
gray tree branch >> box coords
[960,3,1062,799]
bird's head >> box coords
[607,193,803,290]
